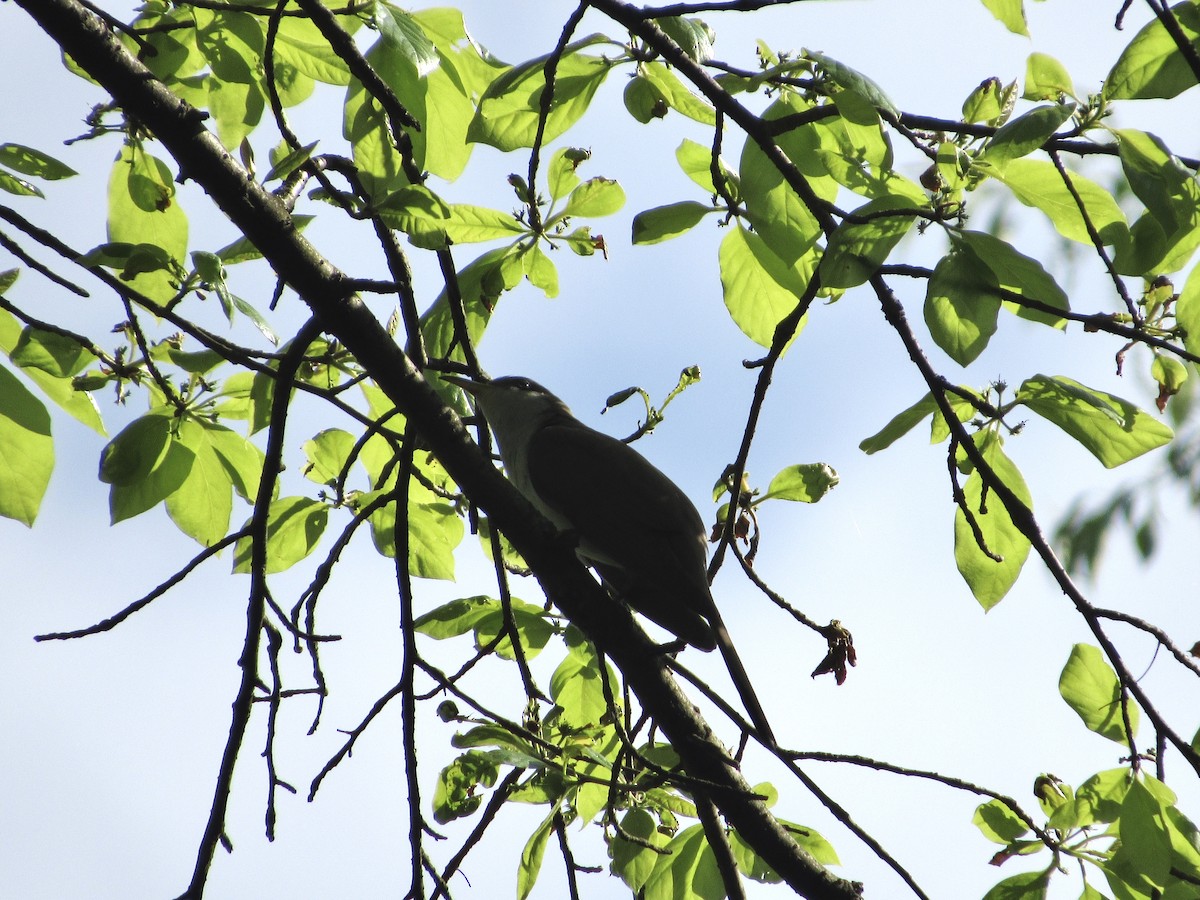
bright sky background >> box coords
[3,2,1199,898]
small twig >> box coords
[35,529,247,641]
[0,230,89,296]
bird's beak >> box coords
[441,374,487,395]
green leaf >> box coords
[375,3,439,77]
[0,364,53,526]
[0,143,77,180]
[467,39,612,151]
[165,417,250,546]
[981,870,1050,900]
[973,799,1031,844]
[107,143,188,302]
[778,819,840,867]
[955,230,1070,327]
[979,0,1029,36]
[369,496,462,580]
[1024,53,1075,100]
[623,73,665,124]
[739,94,828,265]
[953,433,1032,610]
[1072,768,1132,826]
[432,751,498,824]
[1117,779,1172,889]
[420,246,508,361]
[517,809,556,900]
[639,60,715,124]
[1113,129,1200,273]
[719,224,813,348]
[985,158,1128,248]
[442,204,526,243]
[808,50,898,115]
[523,243,559,299]
[561,177,625,218]
[978,104,1073,168]
[547,147,584,200]
[99,411,197,524]
[195,10,266,148]
[962,77,1017,126]
[820,194,917,289]
[263,139,319,183]
[273,15,352,85]
[10,327,95,378]
[859,392,937,454]
[654,16,715,63]
[761,463,839,503]
[0,171,43,198]
[470,596,554,661]
[233,496,328,574]
[675,137,725,195]
[414,596,499,640]
[1059,644,1139,744]
[644,824,723,900]
[1016,375,1173,468]
[550,635,618,729]
[302,428,355,486]
[1105,1,1200,100]
[1177,263,1200,357]
[924,246,1001,366]
[611,808,668,893]
[632,200,713,244]
[0,311,104,434]
[227,294,278,345]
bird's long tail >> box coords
[708,608,776,745]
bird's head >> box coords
[443,374,574,456]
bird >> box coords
[443,373,774,742]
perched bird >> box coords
[444,374,774,742]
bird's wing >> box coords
[527,423,717,647]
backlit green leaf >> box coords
[0,143,77,180]
[820,194,917,289]
[1023,52,1075,100]
[979,0,1029,36]
[719,224,813,348]
[1016,375,1173,467]
[99,410,195,524]
[0,364,53,526]
[233,496,328,574]
[550,635,618,728]
[924,246,1001,366]
[644,824,722,900]
[562,177,625,218]
[1059,643,1139,744]
[1105,1,1200,100]
[977,104,1073,168]
[973,799,1030,844]
[761,463,839,503]
[986,158,1128,248]
[859,392,937,454]
[632,201,713,244]
[375,3,439,77]
[953,432,1031,609]
[107,143,188,302]
[517,809,556,900]
[1177,263,1200,357]
[611,809,668,892]
[468,39,612,151]
[955,230,1070,327]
